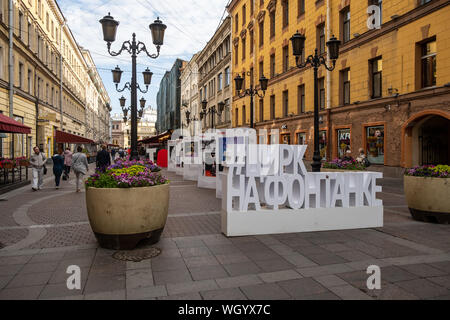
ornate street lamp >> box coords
[234,73,269,129]
[119,96,126,107]
[100,13,166,160]
[290,31,341,172]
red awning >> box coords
[55,130,94,144]
[0,113,31,134]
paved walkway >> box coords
[0,167,449,300]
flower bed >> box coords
[404,165,450,224]
[85,159,166,189]
[85,159,170,250]
[322,158,366,171]
[0,159,15,169]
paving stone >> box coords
[277,278,329,298]
[84,289,126,300]
[246,250,282,262]
[84,274,125,294]
[365,283,419,300]
[268,244,296,256]
[319,243,350,253]
[184,255,220,268]
[189,265,228,281]
[180,247,212,258]
[335,251,374,262]
[380,266,419,283]
[157,248,182,259]
[240,283,290,300]
[158,292,202,300]
[0,275,13,289]
[298,292,341,300]
[313,275,348,288]
[328,285,373,300]
[19,261,59,274]
[62,249,96,260]
[126,259,152,271]
[201,287,247,300]
[48,266,89,284]
[428,261,450,273]
[344,259,391,271]
[126,269,154,289]
[58,256,95,269]
[0,285,43,300]
[254,258,295,273]
[283,253,318,268]
[0,255,32,266]
[127,285,167,300]
[216,274,263,289]
[428,276,450,289]
[151,257,187,272]
[207,244,242,255]
[0,264,23,276]
[156,238,178,249]
[39,283,83,299]
[306,253,349,266]
[223,261,262,277]
[200,234,233,246]
[395,278,449,299]
[88,262,126,276]
[399,264,447,278]
[28,252,65,264]
[297,263,354,277]
[215,253,251,265]
[167,279,219,296]
[153,268,192,285]
[7,271,52,288]
[258,270,302,283]
[174,237,206,248]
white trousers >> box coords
[75,172,84,190]
[32,167,44,189]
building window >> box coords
[341,7,350,44]
[337,128,351,158]
[19,63,24,89]
[225,67,230,86]
[270,95,275,120]
[19,11,23,39]
[28,69,32,93]
[281,133,290,144]
[319,130,327,160]
[259,98,264,122]
[370,57,382,98]
[340,68,350,105]
[242,5,246,25]
[250,30,254,55]
[250,67,254,86]
[218,73,223,91]
[318,77,325,109]
[366,125,384,164]
[421,40,436,88]
[234,44,239,65]
[270,53,275,78]
[242,105,246,124]
[420,0,432,5]
[270,10,275,38]
[235,108,239,126]
[242,38,246,60]
[297,84,305,114]
[298,0,305,16]
[317,24,325,55]
[259,21,264,46]
[282,90,289,117]
[283,45,289,72]
[297,132,306,145]
[235,14,239,33]
[282,0,289,28]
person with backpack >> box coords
[72,146,89,193]
[30,146,46,191]
[356,148,371,167]
[52,149,65,189]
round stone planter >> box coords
[404,175,450,224]
[86,183,170,250]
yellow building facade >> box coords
[0,0,109,160]
[228,0,450,176]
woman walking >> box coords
[63,147,73,179]
[72,146,89,193]
[52,149,65,189]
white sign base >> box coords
[198,175,216,189]
[183,164,202,181]
[216,173,223,199]
[221,206,383,237]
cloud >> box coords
[58,0,228,115]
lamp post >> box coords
[233,73,269,129]
[100,13,166,160]
[290,32,341,172]
[199,99,223,130]
[184,109,199,135]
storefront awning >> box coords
[0,113,31,134]
[138,130,172,145]
[55,130,94,144]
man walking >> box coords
[29,146,46,191]
[96,145,111,172]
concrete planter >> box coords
[86,183,170,250]
[404,175,450,224]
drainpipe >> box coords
[8,0,14,156]
[59,20,66,131]
[326,0,331,110]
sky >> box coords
[58,0,229,117]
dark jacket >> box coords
[52,154,64,175]
[96,150,111,168]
